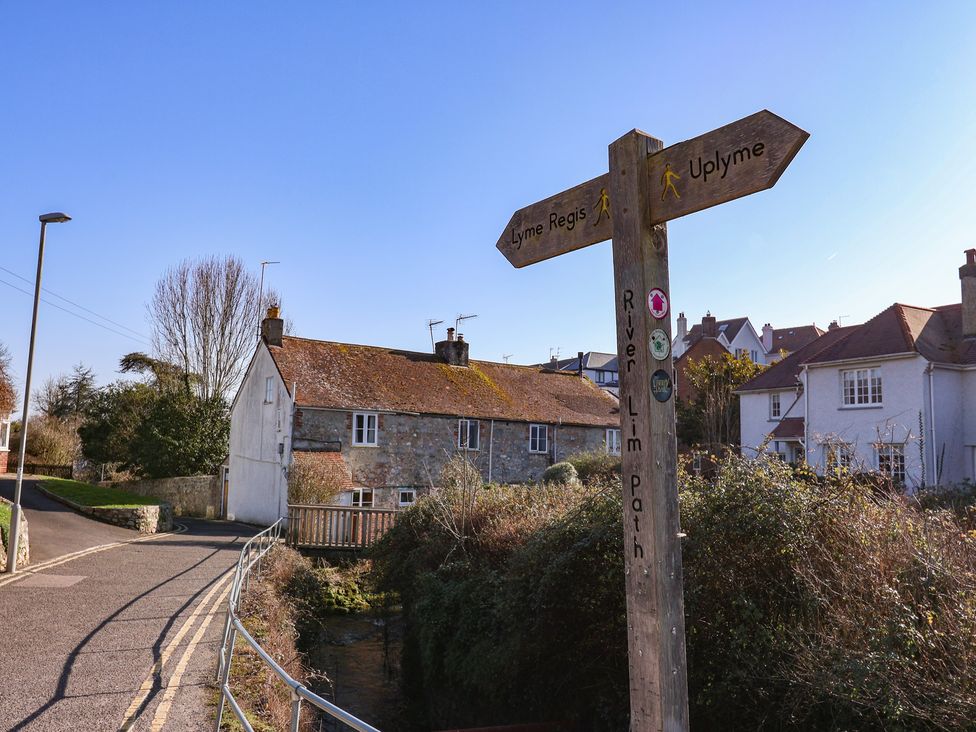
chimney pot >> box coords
[261,308,284,347]
[701,313,718,339]
[960,249,976,337]
[447,327,455,342]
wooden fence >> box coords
[287,504,398,550]
[8,462,73,480]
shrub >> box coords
[566,450,620,485]
[288,452,348,505]
[371,454,976,732]
[439,453,483,490]
[541,461,579,486]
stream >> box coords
[306,611,405,731]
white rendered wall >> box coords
[932,367,965,485]
[806,355,926,487]
[739,388,800,458]
[228,345,292,525]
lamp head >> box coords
[39,212,71,224]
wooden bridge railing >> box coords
[287,504,398,549]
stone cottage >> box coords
[227,310,621,525]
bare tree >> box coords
[149,256,270,401]
[0,341,15,414]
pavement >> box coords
[0,477,256,731]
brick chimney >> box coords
[676,312,687,341]
[261,306,284,347]
[701,312,717,338]
[435,328,469,367]
[762,323,773,352]
[961,249,976,338]
[828,320,840,331]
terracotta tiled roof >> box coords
[292,451,357,490]
[269,336,619,427]
[737,325,858,392]
[805,303,976,366]
[770,417,804,440]
[770,325,824,353]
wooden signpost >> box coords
[496,110,808,731]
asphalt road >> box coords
[0,478,256,731]
[0,477,140,562]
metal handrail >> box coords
[214,519,382,732]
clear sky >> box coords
[2,1,975,398]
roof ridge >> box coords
[279,334,554,371]
[892,304,918,352]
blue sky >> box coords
[2,1,975,397]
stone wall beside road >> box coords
[110,476,220,519]
[0,496,29,566]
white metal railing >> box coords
[214,519,382,732]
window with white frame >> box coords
[877,444,906,484]
[264,376,274,404]
[735,348,748,358]
[0,419,8,450]
[352,412,378,446]
[529,424,548,453]
[398,488,416,507]
[606,428,621,455]
[825,444,853,473]
[595,370,607,383]
[692,452,703,473]
[351,488,373,508]
[842,368,883,406]
[792,445,805,465]
[769,393,781,419]
[458,419,480,450]
[751,350,759,362]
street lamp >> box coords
[5,212,71,574]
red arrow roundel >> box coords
[647,288,669,320]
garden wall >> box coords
[110,475,221,518]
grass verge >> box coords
[40,478,162,509]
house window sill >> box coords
[838,405,884,410]
[351,443,379,448]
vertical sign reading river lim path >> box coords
[496,110,808,732]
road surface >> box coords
[0,477,254,731]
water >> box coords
[307,611,404,731]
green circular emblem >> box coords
[649,329,670,361]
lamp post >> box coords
[5,212,71,574]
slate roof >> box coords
[556,351,619,372]
[770,417,804,440]
[737,325,858,392]
[268,336,619,427]
[770,325,824,353]
[683,316,749,347]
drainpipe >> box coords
[488,419,495,483]
[801,365,809,465]
[927,364,937,487]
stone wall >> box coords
[110,475,221,518]
[91,503,173,533]
[293,408,611,487]
[0,497,30,567]
[34,484,173,534]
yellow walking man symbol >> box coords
[594,187,611,225]
[661,162,680,200]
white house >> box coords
[0,411,11,474]
[545,351,619,396]
[673,313,822,365]
[739,250,976,489]
[229,314,621,525]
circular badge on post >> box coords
[649,329,670,361]
[647,288,669,320]
[650,369,673,403]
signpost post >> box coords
[496,110,808,732]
